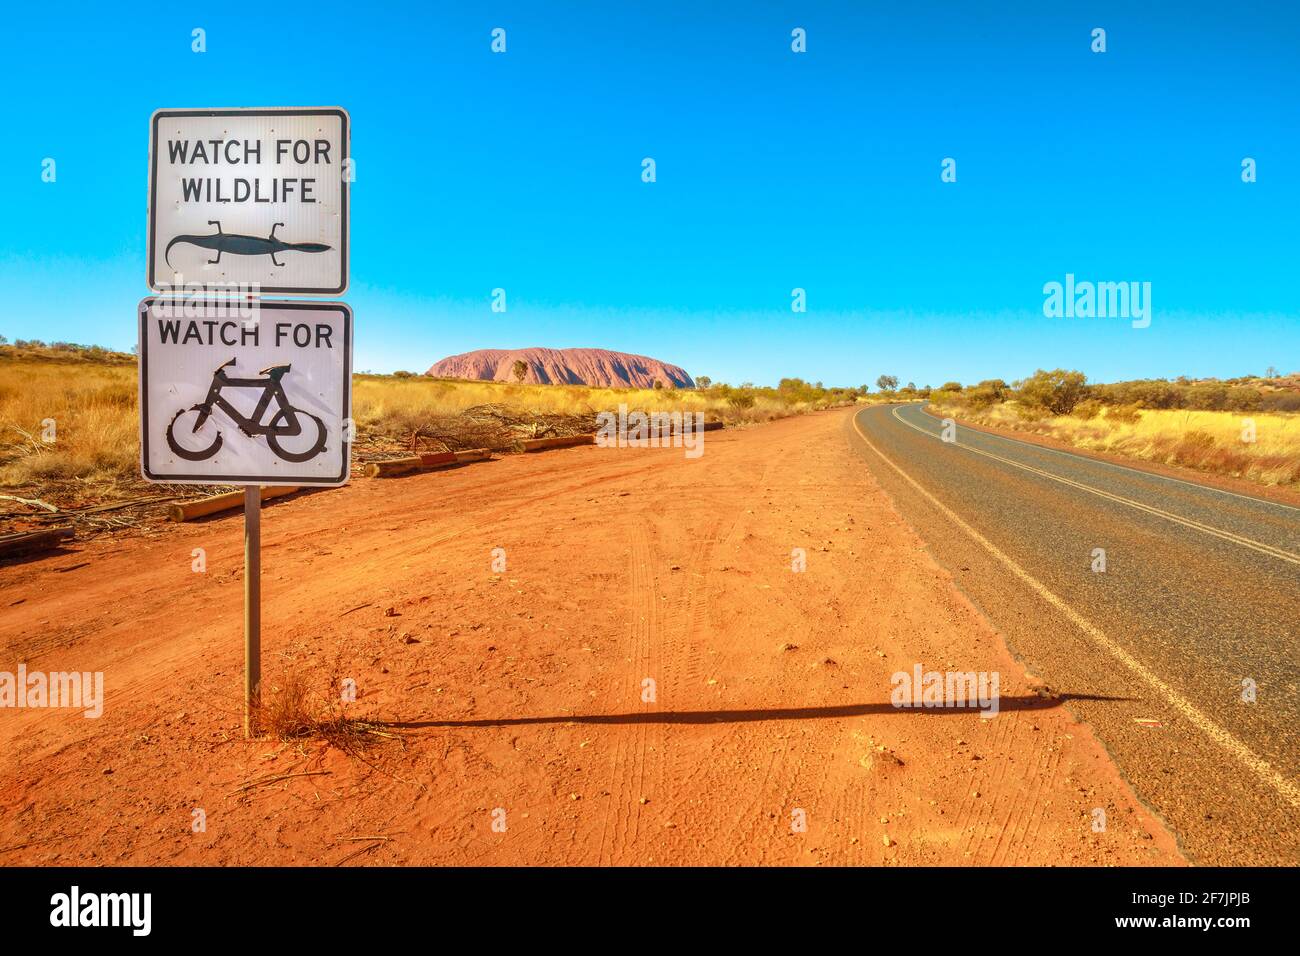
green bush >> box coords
[1072,399,1101,420]
[1106,404,1142,424]
[1225,387,1262,412]
[1016,369,1089,416]
[1262,391,1300,413]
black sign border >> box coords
[147,107,349,296]
[138,297,352,485]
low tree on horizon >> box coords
[1017,368,1089,415]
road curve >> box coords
[849,403,1300,865]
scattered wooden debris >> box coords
[64,495,180,517]
[520,433,595,452]
[0,527,74,559]
[365,448,492,478]
[0,494,58,513]
[168,486,301,522]
[229,770,332,795]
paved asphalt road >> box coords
[849,403,1299,865]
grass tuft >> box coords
[260,671,384,755]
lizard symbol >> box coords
[165,221,331,268]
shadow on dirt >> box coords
[381,692,1129,729]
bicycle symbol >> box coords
[166,358,327,463]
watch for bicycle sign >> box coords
[138,298,352,485]
[165,358,329,463]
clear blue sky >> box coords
[2,1,1297,387]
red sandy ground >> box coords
[0,408,1181,865]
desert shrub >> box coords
[1130,380,1183,409]
[1225,387,1262,412]
[1015,404,1049,422]
[962,379,1009,409]
[776,378,828,405]
[1184,384,1229,411]
[1016,369,1089,415]
[1072,399,1101,420]
[1172,430,1218,465]
[1090,378,1271,412]
[1106,404,1142,424]
[262,672,314,739]
[1261,391,1300,413]
[260,670,382,752]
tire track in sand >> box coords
[596,523,659,863]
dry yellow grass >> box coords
[352,373,806,430]
[0,350,854,501]
[949,402,1300,487]
[0,359,139,489]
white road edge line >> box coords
[852,407,1300,809]
[891,406,1300,568]
[911,403,1300,516]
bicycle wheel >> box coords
[266,407,327,462]
[166,408,223,461]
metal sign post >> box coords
[243,486,261,736]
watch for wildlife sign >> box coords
[138,298,352,486]
[148,107,350,295]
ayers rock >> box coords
[425,347,695,389]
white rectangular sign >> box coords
[138,298,352,486]
[148,107,349,295]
